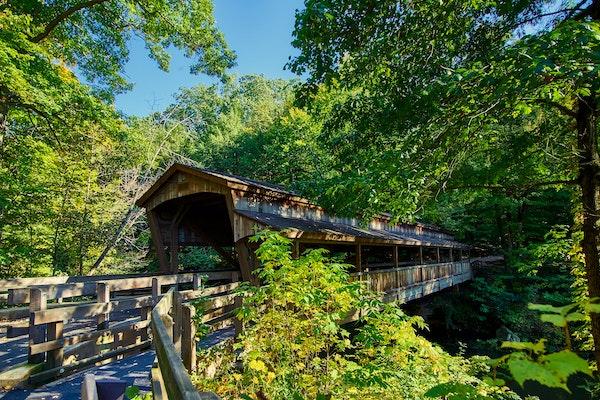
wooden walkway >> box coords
[0,327,235,399]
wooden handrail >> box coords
[151,288,220,400]
[8,270,240,305]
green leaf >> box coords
[483,376,505,386]
[541,350,592,380]
[501,339,546,354]
[507,358,565,390]
[540,313,567,327]
[425,382,479,398]
[125,386,140,400]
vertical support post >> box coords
[292,240,300,259]
[140,304,151,342]
[97,283,110,330]
[233,295,243,337]
[192,273,202,291]
[147,210,169,273]
[173,291,183,355]
[355,244,362,272]
[436,247,440,263]
[182,304,196,373]
[235,238,254,283]
[393,246,399,269]
[170,226,179,274]
[152,278,160,302]
[47,320,64,368]
[28,288,47,364]
[419,246,424,265]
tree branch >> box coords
[511,7,584,30]
[535,99,577,118]
[448,179,578,192]
[30,0,109,43]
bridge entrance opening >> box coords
[150,192,238,274]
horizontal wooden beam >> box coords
[31,296,154,325]
[29,340,151,385]
[8,270,239,305]
[29,319,150,356]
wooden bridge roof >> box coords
[137,163,467,248]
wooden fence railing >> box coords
[0,270,240,339]
[0,271,239,386]
[350,261,472,303]
[6,270,240,306]
[150,282,240,400]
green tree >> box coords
[0,0,235,277]
[290,0,600,365]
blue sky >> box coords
[115,0,304,116]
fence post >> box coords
[152,278,160,300]
[233,295,243,338]
[28,288,47,364]
[173,291,183,355]
[140,304,151,342]
[97,283,110,330]
[181,304,196,373]
[47,320,64,368]
[192,273,202,291]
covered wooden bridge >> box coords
[136,163,472,299]
[0,164,473,399]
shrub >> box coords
[193,231,515,399]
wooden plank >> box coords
[81,374,99,400]
[32,295,154,325]
[30,340,151,385]
[173,291,183,355]
[0,362,44,389]
[203,293,237,311]
[151,360,168,400]
[97,283,110,330]
[47,321,64,368]
[201,306,235,324]
[28,288,47,364]
[201,282,239,297]
[29,319,150,356]
[181,304,196,373]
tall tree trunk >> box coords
[0,102,8,151]
[577,94,600,366]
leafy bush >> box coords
[192,231,514,399]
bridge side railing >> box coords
[20,272,240,385]
[0,270,239,340]
[151,282,240,400]
[350,260,472,297]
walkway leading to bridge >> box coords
[0,327,236,399]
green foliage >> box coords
[192,231,513,400]
[0,0,236,278]
[125,386,152,400]
[494,340,592,392]
[425,382,490,400]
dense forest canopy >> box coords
[2,0,600,398]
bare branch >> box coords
[30,0,109,43]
